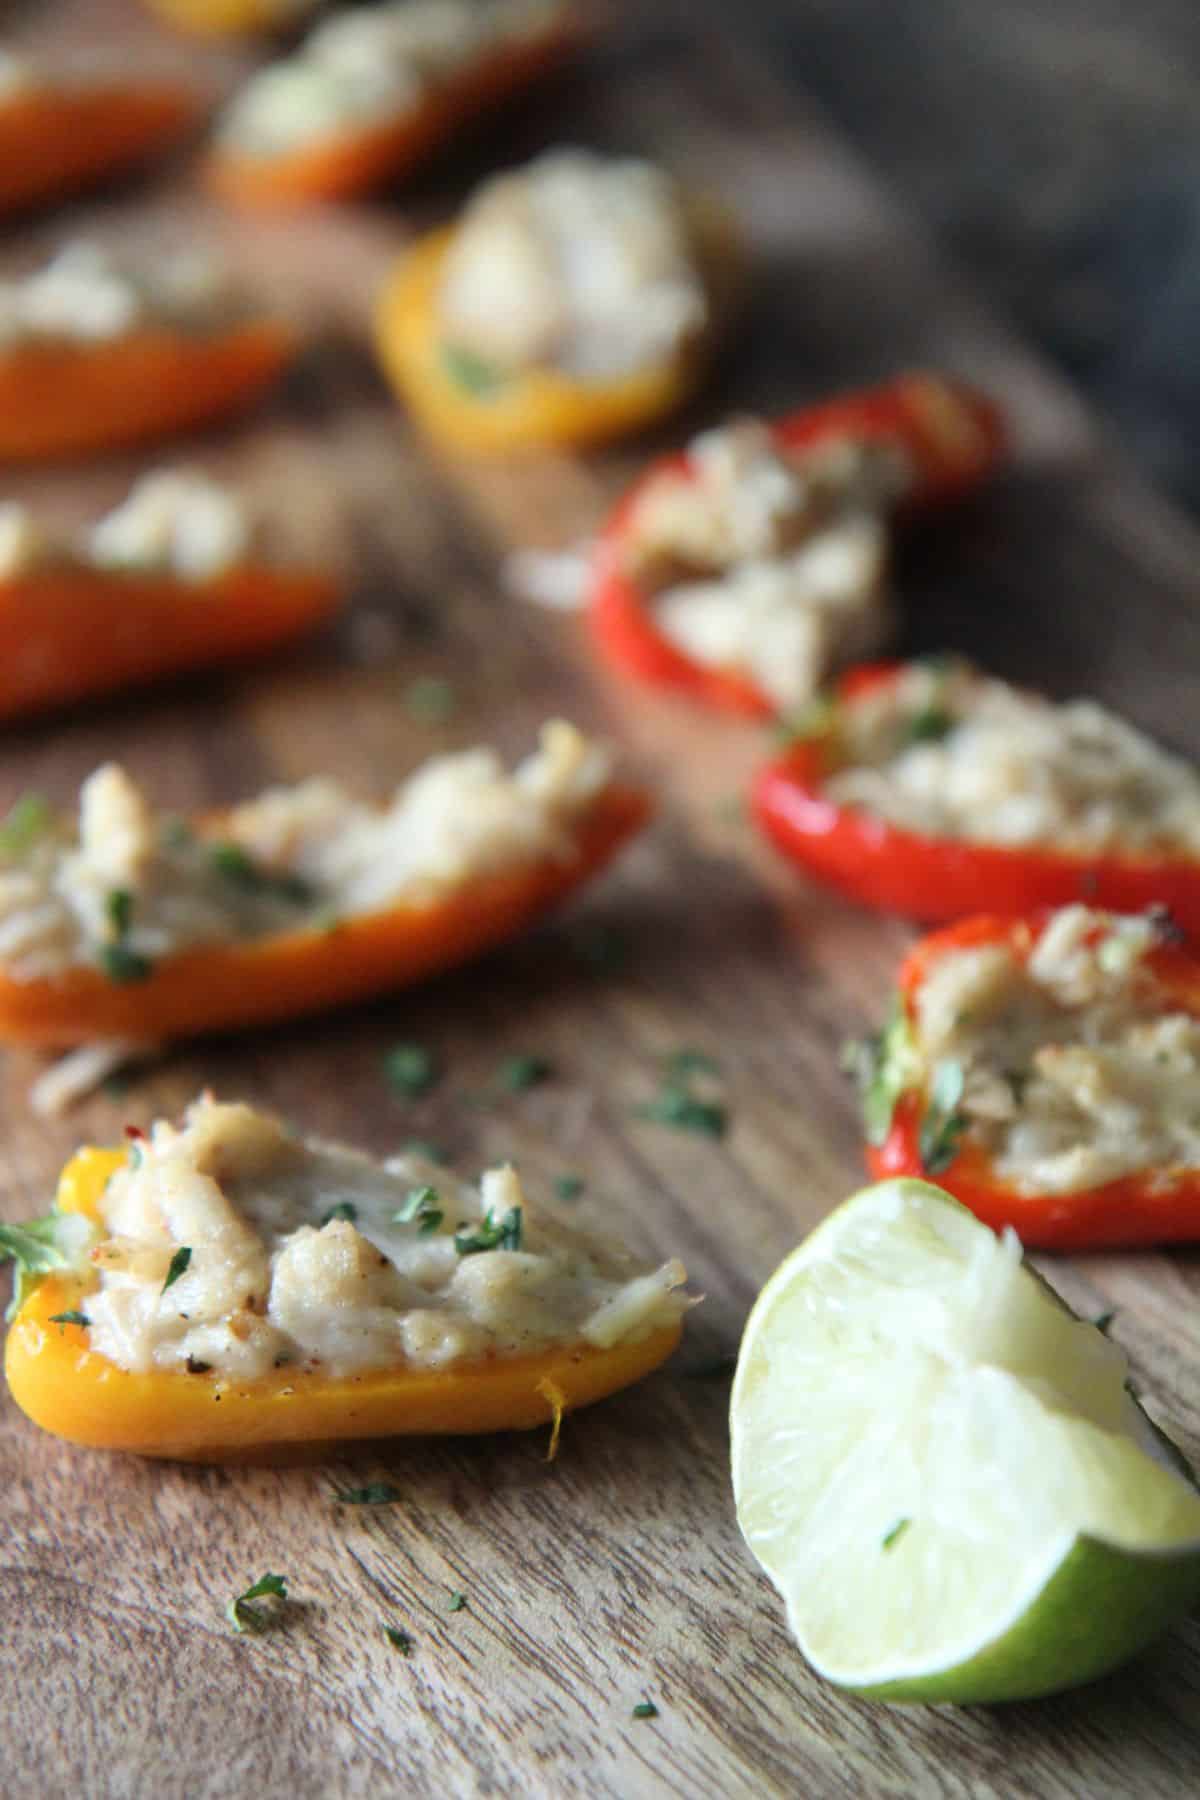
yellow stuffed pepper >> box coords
[3,1097,689,1460]
[375,146,740,453]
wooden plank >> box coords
[3,2,1200,1795]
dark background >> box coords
[750,0,1200,513]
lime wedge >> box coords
[730,1178,1200,1704]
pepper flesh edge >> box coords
[589,378,1005,716]
[206,16,583,207]
[0,782,650,1046]
[0,563,339,720]
[4,1148,682,1458]
[864,912,1200,1250]
[752,662,1200,928]
[0,85,199,216]
[373,202,741,455]
[0,320,297,461]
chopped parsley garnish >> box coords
[48,1309,90,1329]
[440,343,508,396]
[554,1174,585,1203]
[209,841,313,907]
[454,1206,523,1257]
[631,1701,659,1721]
[498,1053,553,1093]
[447,1591,467,1613]
[0,1213,92,1321]
[100,943,153,984]
[635,1086,727,1139]
[105,888,134,937]
[383,1043,441,1099]
[226,1572,289,1634]
[905,705,954,744]
[394,1185,443,1234]
[162,1246,192,1293]
[882,1518,911,1551]
[402,1139,448,1165]
[568,923,629,974]
[319,1201,358,1226]
[333,1482,400,1505]
[0,792,51,857]
[1093,1310,1116,1335]
[403,676,457,724]
[843,1001,917,1146]
[384,1625,415,1655]
[918,1060,967,1174]
[665,1047,721,1080]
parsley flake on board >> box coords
[384,1625,415,1655]
[1093,1311,1117,1336]
[498,1053,553,1093]
[0,792,51,856]
[882,1518,911,1551]
[632,1701,659,1721]
[48,1309,90,1329]
[918,1060,967,1175]
[554,1174,585,1203]
[454,1207,523,1257]
[162,1246,192,1293]
[402,1139,449,1166]
[394,1186,443,1234]
[383,1043,441,1099]
[319,1201,358,1227]
[403,676,456,724]
[665,1047,721,1080]
[333,1482,400,1506]
[440,343,508,396]
[635,1086,726,1140]
[227,1572,289,1634]
[447,1591,467,1613]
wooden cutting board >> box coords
[5,3,1200,1794]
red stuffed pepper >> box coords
[754,656,1200,930]
[855,904,1200,1250]
[590,375,1004,719]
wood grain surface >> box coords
[4,2,1200,1795]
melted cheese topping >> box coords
[0,241,234,348]
[825,659,1200,855]
[0,469,254,584]
[621,419,905,710]
[218,0,565,156]
[82,1096,688,1378]
[912,905,1200,1193]
[437,148,707,381]
[0,721,611,981]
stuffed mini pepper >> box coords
[0,469,338,720]
[375,147,738,453]
[143,0,321,34]
[855,904,1200,1249]
[0,50,199,218]
[589,376,1004,717]
[2,1096,688,1457]
[754,657,1200,928]
[0,720,645,1050]
[0,241,297,461]
[208,0,581,206]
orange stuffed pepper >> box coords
[855,905,1200,1250]
[0,721,646,1047]
[0,242,296,461]
[589,376,1004,719]
[375,147,739,454]
[143,0,321,35]
[2,1096,688,1458]
[0,50,199,217]
[207,1,583,207]
[0,468,338,720]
